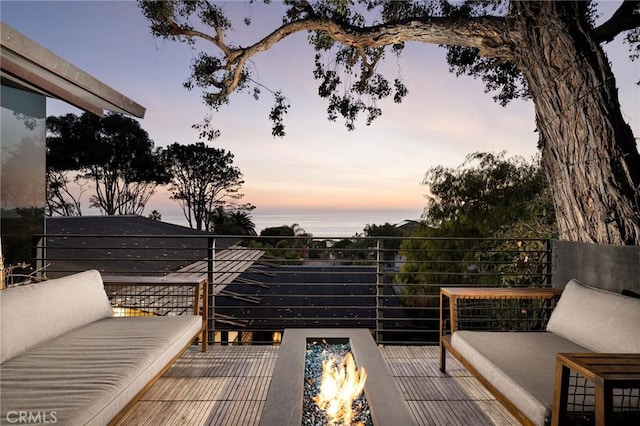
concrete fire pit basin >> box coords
[260,328,416,426]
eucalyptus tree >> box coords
[140,0,640,245]
[46,112,169,216]
[163,142,245,231]
[398,152,556,292]
[45,170,85,216]
[422,151,556,236]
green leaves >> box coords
[140,0,414,137]
[269,92,290,137]
[445,46,529,106]
[421,151,556,238]
[395,151,556,294]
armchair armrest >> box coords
[439,286,561,373]
[102,275,208,352]
[440,287,562,335]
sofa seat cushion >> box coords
[451,331,590,426]
[546,279,640,353]
[0,315,202,426]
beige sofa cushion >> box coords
[0,270,114,363]
[0,315,202,425]
[546,279,640,352]
[451,331,590,426]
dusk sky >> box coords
[2,1,638,219]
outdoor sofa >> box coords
[440,279,640,425]
[0,269,205,425]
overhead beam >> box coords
[0,22,145,118]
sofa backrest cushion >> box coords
[1,270,113,363]
[547,279,640,353]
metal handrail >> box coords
[31,233,552,346]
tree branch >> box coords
[246,15,513,58]
[164,12,233,56]
[166,13,514,97]
[592,0,640,43]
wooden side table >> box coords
[552,353,640,426]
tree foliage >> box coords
[256,225,297,258]
[139,0,640,245]
[329,222,409,265]
[46,112,169,216]
[45,169,86,216]
[147,209,162,221]
[398,152,556,299]
[246,224,314,261]
[138,0,638,132]
[163,142,245,231]
[422,151,555,235]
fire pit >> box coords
[305,339,371,425]
[260,329,416,426]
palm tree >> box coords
[229,211,257,236]
[290,223,307,236]
[290,223,313,258]
[209,207,257,236]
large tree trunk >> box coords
[512,1,640,245]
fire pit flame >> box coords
[313,351,367,425]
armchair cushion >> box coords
[546,279,640,352]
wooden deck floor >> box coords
[116,345,517,426]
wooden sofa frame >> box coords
[102,276,209,424]
[439,241,640,425]
[439,287,561,425]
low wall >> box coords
[551,240,640,293]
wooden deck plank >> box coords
[409,400,495,426]
[192,401,217,426]
[116,345,518,426]
[206,401,235,426]
[201,401,225,425]
[227,400,262,426]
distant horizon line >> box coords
[250,206,423,212]
[44,205,425,218]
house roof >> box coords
[0,22,145,118]
[44,215,238,277]
[215,265,410,330]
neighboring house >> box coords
[0,22,145,279]
[45,216,412,343]
[215,265,412,344]
[43,215,238,277]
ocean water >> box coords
[250,208,422,237]
[163,208,423,237]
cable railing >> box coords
[32,233,552,346]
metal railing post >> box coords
[544,238,554,287]
[207,237,216,346]
[376,238,384,344]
